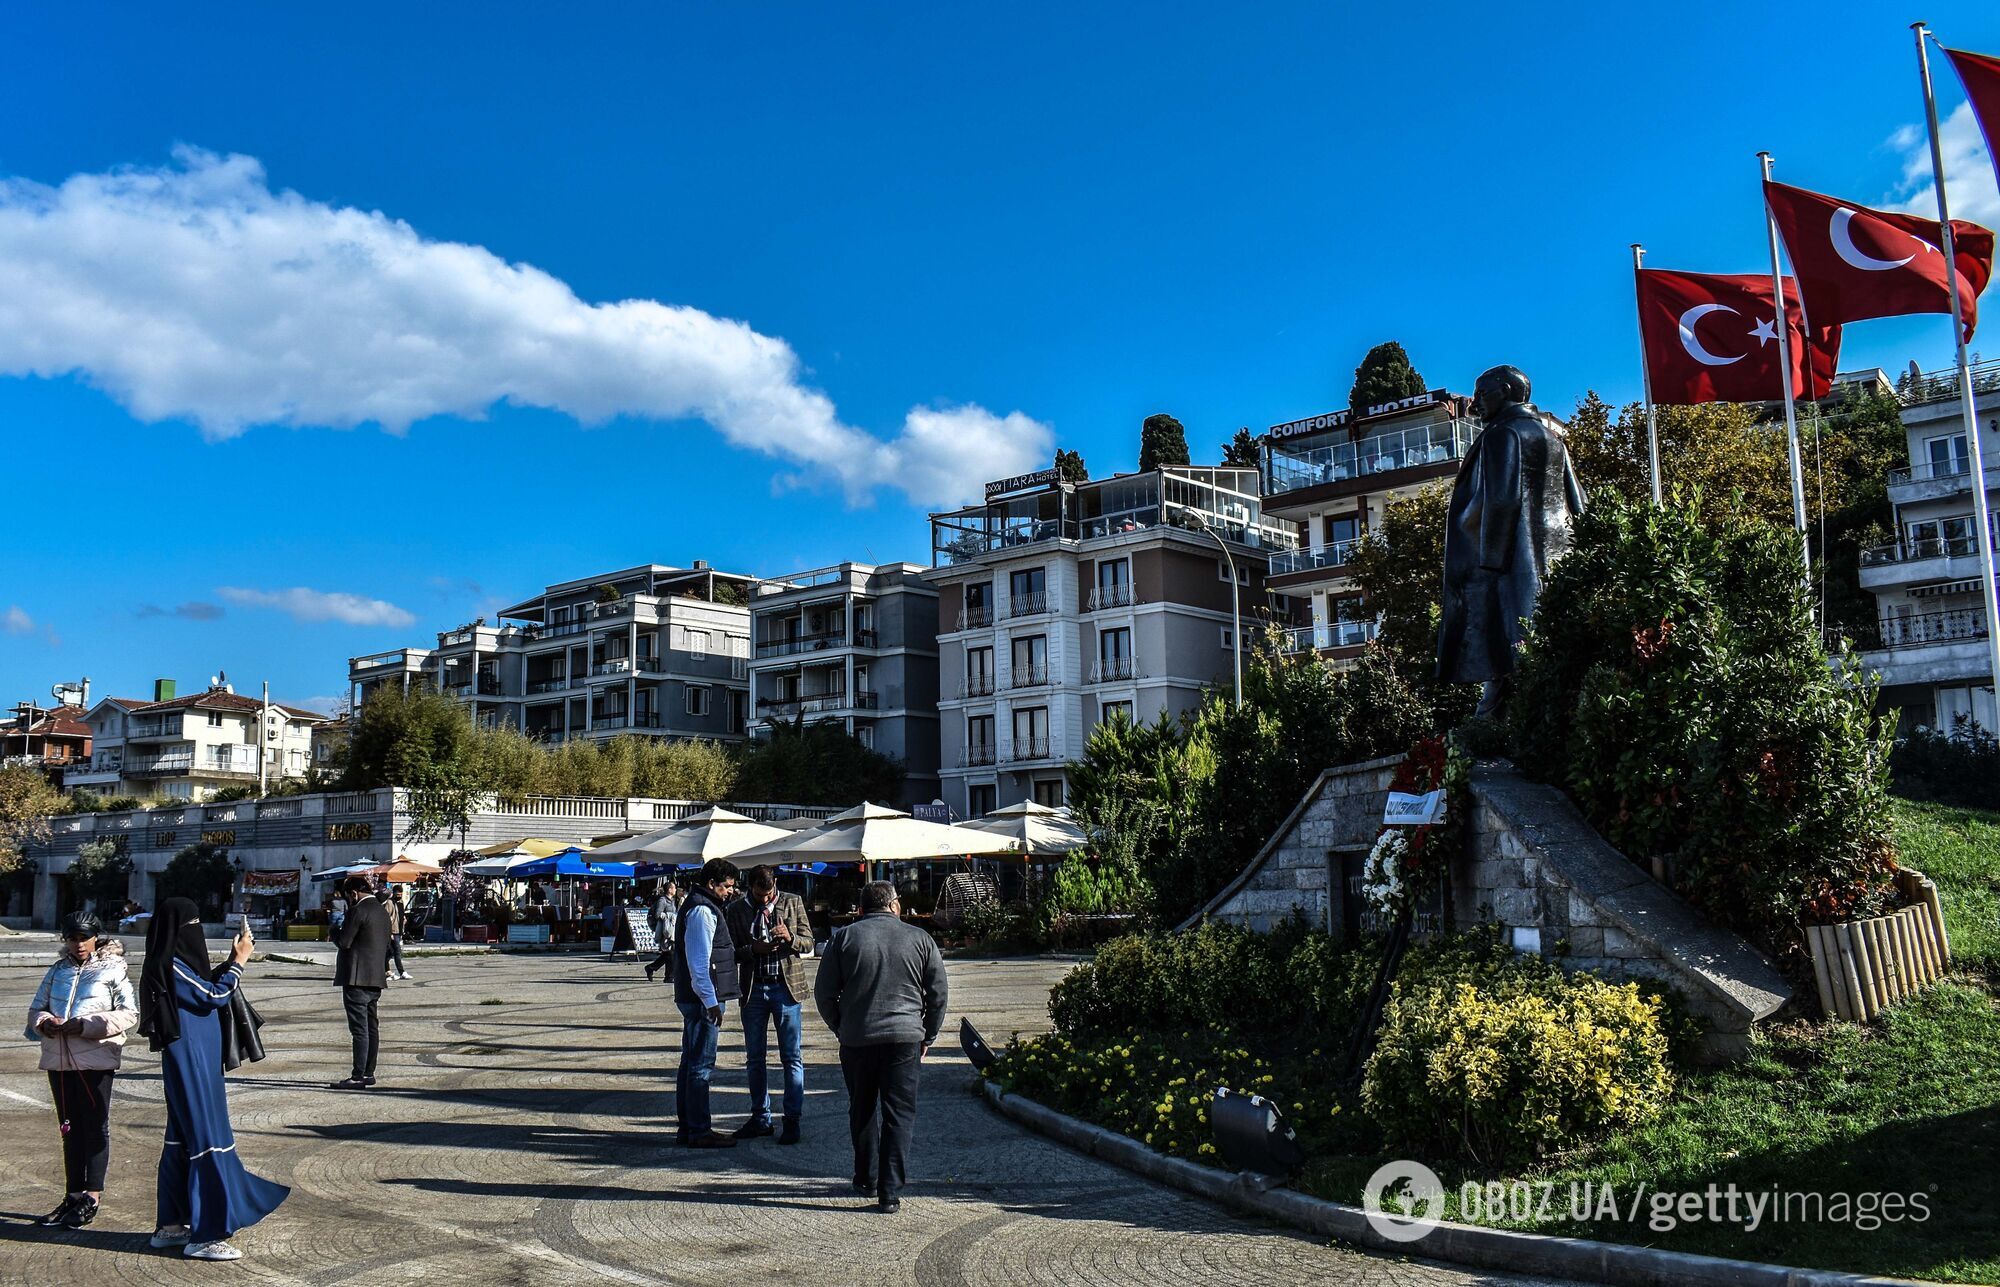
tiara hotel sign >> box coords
[984,468,1062,498]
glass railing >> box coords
[128,719,184,739]
[1279,620,1379,652]
[1896,355,2000,407]
[526,677,568,694]
[1269,538,1364,576]
[1861,535,1994,565]
[1266,420,1475,496]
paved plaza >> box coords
[0,948,1569,1285]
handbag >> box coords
[220,986,268,1072]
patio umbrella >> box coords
[461,853,547,879]
[764,813,830,831]
[979,800,1072,820]
[378,856,443,883]
[474,837,573,859]
[506,849,638,880]
[309,862,380,884]
[961,809,1087,857]
[590,807,791,862]
[731,801,1020,866]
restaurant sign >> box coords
[241,869,301,893]
[984,467,1061,498]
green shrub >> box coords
[156,842,234,916]
[69,838,133,911]
[1508,496,1898,965]
[1362,933,1674,1166]
[1889,721,1998,811]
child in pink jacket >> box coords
[24,910,138,1230]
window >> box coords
[856,726,875,750]
[1032,779,1066,807]
[1009,567,1048,617]
[1097,558,1129,591]
[968,784,997,816]
[1013,706,1049,758]
[967,714,994,748]
[1101,700,1135,726]
[1011,635,1048,685]
[1220,626,1235,650]
[206,710,224,727]
[686,629,710,659]
[686,685,711,717]
[1324,513,1361,546]
[966,646,995,695]
[963,581,994,627]
[1926,433,1971,478]
[1098,627,1133,680]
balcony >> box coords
[957,605,995,631]
[526,620,588,641]
[958,675,996,698]
[1886,460,2000,506]
[1008,663,1052,689]
[1280,619,1379,653]
[798,691,880,715]
[1845,608,1990,652]
[1091,657,1139,683]
[1269,537,1364,578]
[591,711,662,731]
[1006,738,1054,762]
[1897,355,2000,409]
[591,659,632,679]
[1859,535,1997,590]
[64,760,123,780]
[351,648,425,673]
[853,628,879,648]
[1008,591,1049,619]
[127,751,194,776]
[756,631,847,658]
[438,627,478,647]
[127,718,185,741]
[1086,584,1137,611]
[960,743,998,767]
[1265,419,1475,499]
[526,677,568,694]
[634,658,668,676]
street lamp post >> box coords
[1174,506,1244,711]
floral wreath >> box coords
[1361,735,1461,917]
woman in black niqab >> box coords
[137,897,212,1051]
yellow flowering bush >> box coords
[1361,935,1673,1164]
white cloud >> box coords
[0,147,1051,506]
[3,605,33,635]
[217,586,415,628]
[1888,104,2000,228]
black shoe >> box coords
[877,1196,901,1214]
[644,964,659,980]
[852,1177,874,1195]
[34,1197,77,1228]
[60,1197,98,1229]
[683,1133,737,1149]
[329,1077,368,1090]
[732,1119,774,1139]
[362,1076,377,1087]
[778,1118,800,1145]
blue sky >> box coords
[4,1,2000,711]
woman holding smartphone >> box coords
[24,911,138,1230]
[137,897,289,1262]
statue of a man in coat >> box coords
[1436,365,1586,718]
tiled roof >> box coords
[1,711,91,738]
[129,689,332,721]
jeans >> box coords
[741,981,804,1124]
[839,1042,922,1200]
[675,1000,724,1137]
[386,935,405,977]
[343,985,381,1078]
[48,1068,115,1192]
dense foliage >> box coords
[1348,340,1426,413]
[1138,412,1191,472]
[1889,722,1999,812]
[1068,642,1430,923]
[731,717,903,807]
[1508,496,1899,965]
[1220,427,1259,466]
[157,842,235,914]
[1361,932,1676,1166]
[0,763,64,874]
[1342,481,1476,729]
[68,837,133,912]
[1054,448,1088,481]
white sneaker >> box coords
[398,971,412,979]
[184,1239,243,1261]
[150,1225,191,1248]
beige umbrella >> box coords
[731,801,1021,865]
[962,810,1086,857]
[979,800,1072,820]
[474,837,572,859]
[589,807,792,862]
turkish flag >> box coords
[1946,48,2000,189]
[1763,180,1993,340]
[1634,269,1840,405]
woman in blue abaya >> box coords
[136,898,288,1262]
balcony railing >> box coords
[591,711,660,730]
[1280,619,1379,653]
[127,752,194,776]
[957,605,995,630]
[527,621,587,640]
[1896,355,2000,408]
[1008,591,1049,618]
[1886,460,2000,489]
[591,659,632,678]
[1269,537,1365,577]
[1844,608,1990,652]
[527,677,568,694]
[1861,535,1993,566]
[127,718,184,740]
[1266,419,1476,497]
[960,744,998,767]
[959,675,996,698]
[1087,584,1136,611]
[438,627,478,647]
[1006,738,1053,762]
[755,631,847,658]
[635,658,667,675]
[1008,663,1052,688]
[853,628,879,648]
[1091,657,1139,682]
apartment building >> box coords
[1257,388,1481,661]
[2,689,92,781]
[68,679,329,801]
[746,562,941,806]
[1852,359,2000,734]
[349,563,755,743]
[927,465,1298,817]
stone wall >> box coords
[1190,755,1791,1060]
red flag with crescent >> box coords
[1944,47,2000,189]
[1763,180,1992,340]
[1635,268,1841,405]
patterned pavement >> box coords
[0,949,1573,1285]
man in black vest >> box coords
[672,858,742,1147]
[330,874,391,1090]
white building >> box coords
[67,680,330,801]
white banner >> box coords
[1383,789,1447,826]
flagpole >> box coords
[1757,152,1813,582]
[1631,244,1664,506]
[1914,23,2000,732]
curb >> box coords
[977,1081,1938,1287]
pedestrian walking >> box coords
[25,911,138,1231]
[137,898,288,1261]
[726,865,813,1144]
[384,887,411,980]
[813,880,947,1213]
[672,859,741,1148]
[643,878,679,982]
[330,875,390,1090]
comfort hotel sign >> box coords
[985,467,1061,498]
[1268,389,1452,440]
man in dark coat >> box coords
[1437,365,1585,717]
[330,875,391,1089]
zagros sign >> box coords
[984,467,1061,498]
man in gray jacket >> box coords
[813,880,946,1214]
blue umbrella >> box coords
[508,849,637,880]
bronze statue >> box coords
[1437,365,1585,718]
